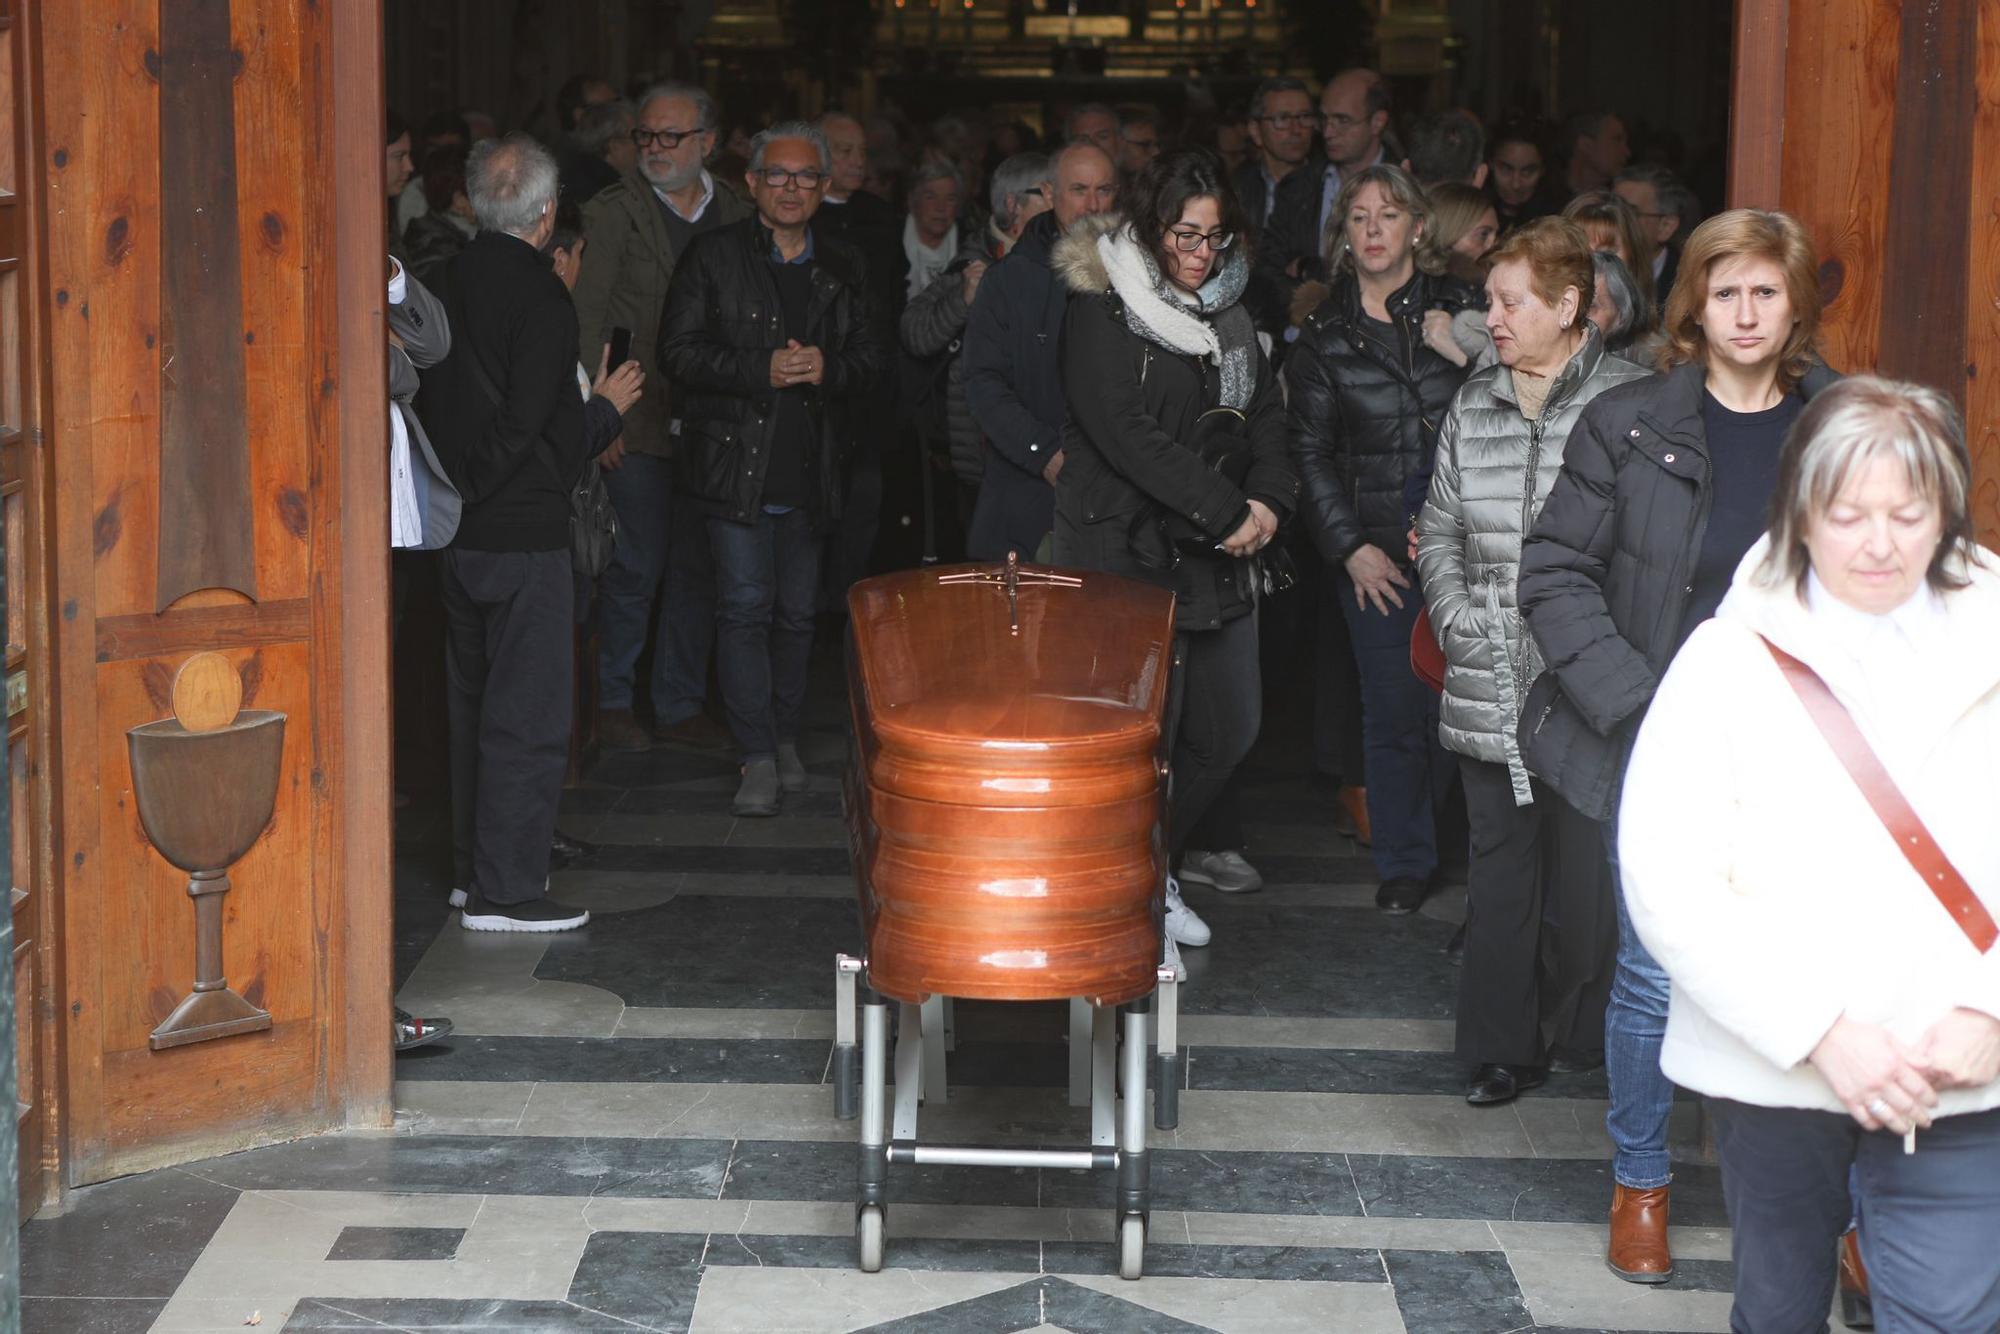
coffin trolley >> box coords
[832,555,1182,1279]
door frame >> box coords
[5,0,67,1220]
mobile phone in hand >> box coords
[608,326,633,369]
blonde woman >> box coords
[1285,164,1476,914]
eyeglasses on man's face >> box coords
[758,167,827,191]
[1257,113,1314,130]
[633,126,700,150]
[1167,228,1235,253]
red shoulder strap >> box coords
[1760,635,1997,953]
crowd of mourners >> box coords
[382,68,2000,1333]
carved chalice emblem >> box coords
[127,652,285,1050]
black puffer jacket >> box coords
[657,216,887,527]
[1516,359,1841,820]
[1285,268,1478,567]
[1051,216,1298,631]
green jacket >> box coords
[572,170,751,457]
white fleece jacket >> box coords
[1619,536,2000,1117]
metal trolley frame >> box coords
[832,956,1183,1279]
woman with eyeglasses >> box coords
[1286,163,1478,916]
[1051,148,1300,975]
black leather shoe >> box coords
[1548,1044,1605,1074]
[1375,877,1429,914]
[1466,1063,1547,1105]
[1443,923,1467,963]
[550,828,598,869]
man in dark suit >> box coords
[659,122,887,817]
[418,134,591,935]
[573,82,752,755]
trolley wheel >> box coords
[1117,1213,1145,1280]
[857,1204,885,1273]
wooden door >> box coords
[1,0,56,1219]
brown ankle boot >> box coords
[1607,1184,1673,1283]
[1838,1227,1873,1329]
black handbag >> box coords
[459,340,619,577]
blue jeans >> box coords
[1713,1101,2000,1333]
[707,508,820,761]
[1602,818,1675,1189]
[596,456,714,722]
[1336,573,1447,883]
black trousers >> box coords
[1711,1100,2000,1334]
[1169,610,1262,859]
[1454,756,1614,1066]
[442,548,574,905]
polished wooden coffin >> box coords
[844,559,1177,1007]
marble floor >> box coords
[22,659,1769,1334]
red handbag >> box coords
[1411,607,1446,694]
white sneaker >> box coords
[1178,849,1263,894]
[1161,934,1186,982]
[1163,874,1211,947]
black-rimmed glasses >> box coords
[1168,228,1235,252]
[758,168,827,191]
[632,127,699,150]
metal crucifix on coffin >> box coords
[935,551,1084,636]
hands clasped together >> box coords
[1222,499,1279,559]
[769,338,825,388]
[1809,1008,2000,1137]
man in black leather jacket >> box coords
[659,122,887,816]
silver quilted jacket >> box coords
[1415,326,1650,802]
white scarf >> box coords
[904,215,957,299]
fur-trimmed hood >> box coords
[1052,212,1258,407]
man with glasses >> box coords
[659,122,886,816]
[573,82,750,756]
[960,141,1117,562]
[1613,163,1697,301]
[1237,76,1321,334]
[1255,69,1393,332]
[1236,77,1318,234]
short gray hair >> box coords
[574,99,635,156]
[748,121,831,174]
[1065,102,1118,138]
[1614,163,1701,239]
[990,152,1050,231]
[1756,375,1978,597]
[467,133,559,238]
[1589,249,1643,349]
[1249,77,1310,121]
[909,157,964,198]
[638,80,717,133]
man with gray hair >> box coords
[1065,102,1121,159]
[418,133,592,934]
[660,121,887,816]
[558,97,636,203]
[960,139,1117,561]
[900,152,1052,516]
[1613,163,1698,298]
[573,81,751,755]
